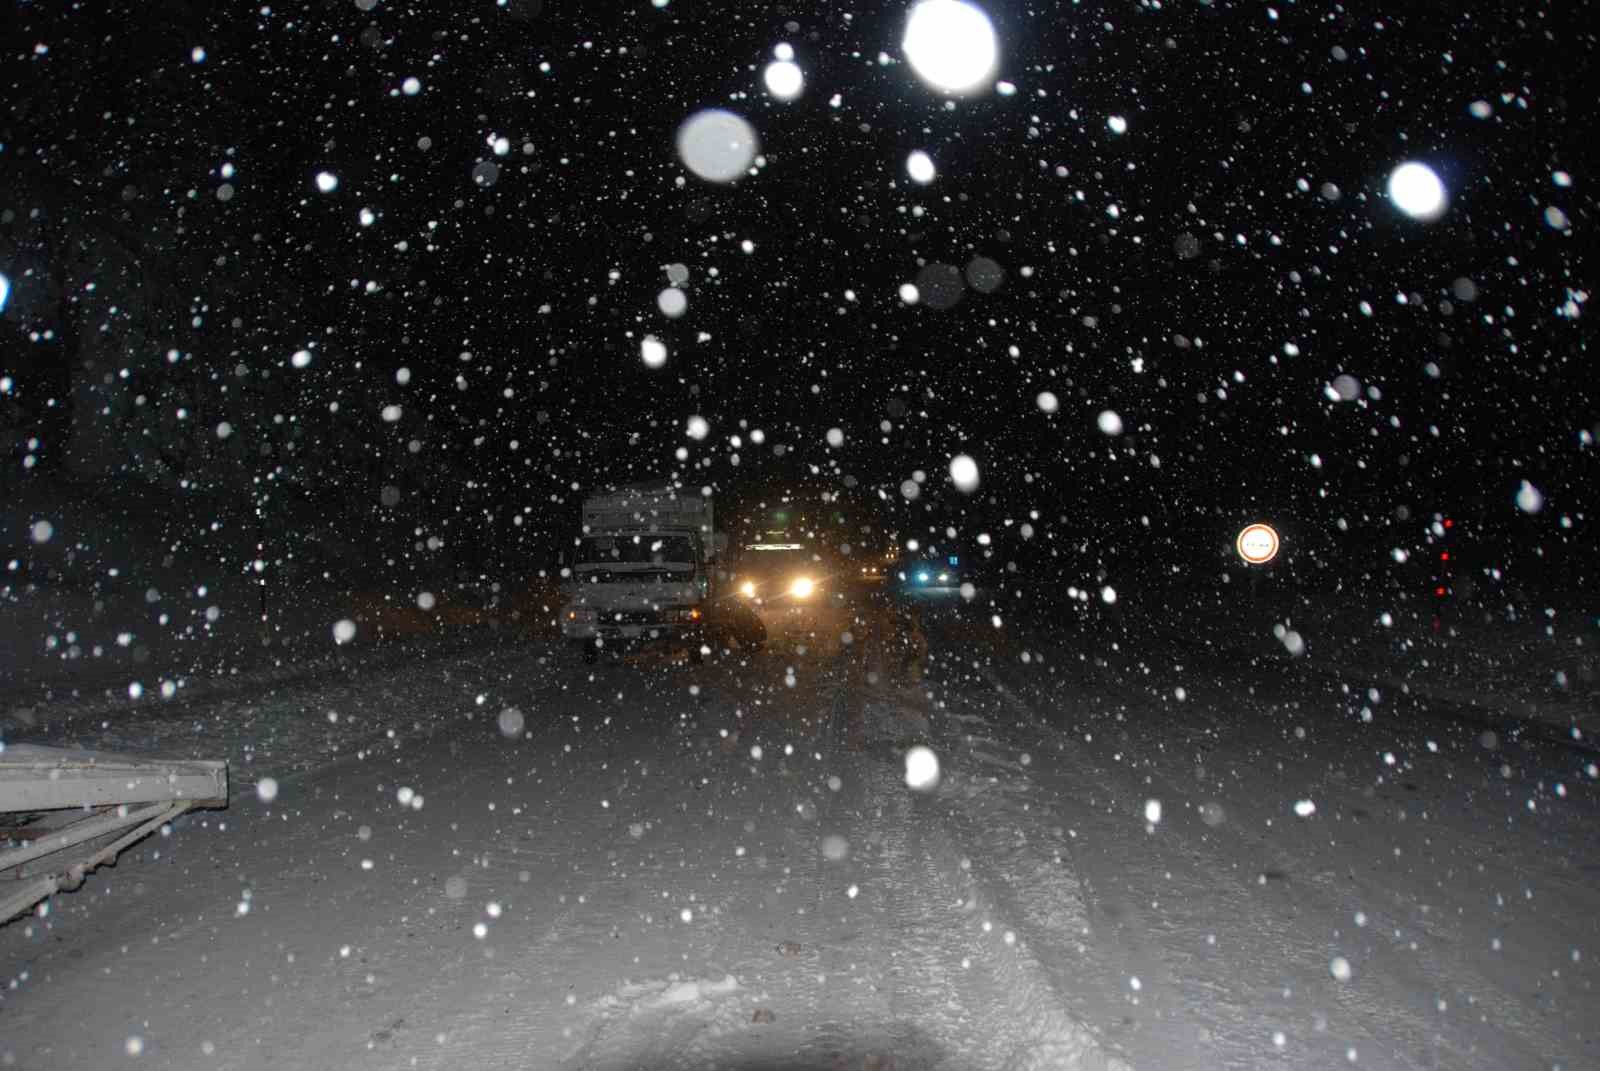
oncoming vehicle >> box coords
[893,550,975,598]
[729,536,853,655]
[857,557,891,583]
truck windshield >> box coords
[577,534,697,566]
[739,546,822,574]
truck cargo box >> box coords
[582,481,714,540]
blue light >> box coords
[916,571,930,583]
[0,272,9,314]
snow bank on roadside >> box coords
[2,479,563,735]
[994,577,1598,743]
[1,636,543,801]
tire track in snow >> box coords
[968,623,1592,1070]
[818,616,1133,1071]
[540,622,1134,1070]
[969,661,1291,1065]
[976,653,1408,1064]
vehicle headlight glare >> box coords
[739,580,756,597]
[790,576,815,598]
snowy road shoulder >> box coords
[919,604,1599,1070]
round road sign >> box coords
[1236,522,1281,565]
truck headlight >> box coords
[738,579,756,598]
[790,576,814,598]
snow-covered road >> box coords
[2,598,1594,1070]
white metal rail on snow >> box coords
[1,744,229,925]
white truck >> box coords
[560,482,721,664]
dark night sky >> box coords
[2,1,1594,587]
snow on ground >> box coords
[1,590,1595,1069]
[949,605,1598,1069]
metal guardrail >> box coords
[0,744,229,926]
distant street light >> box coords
[1236,522,1281,565]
